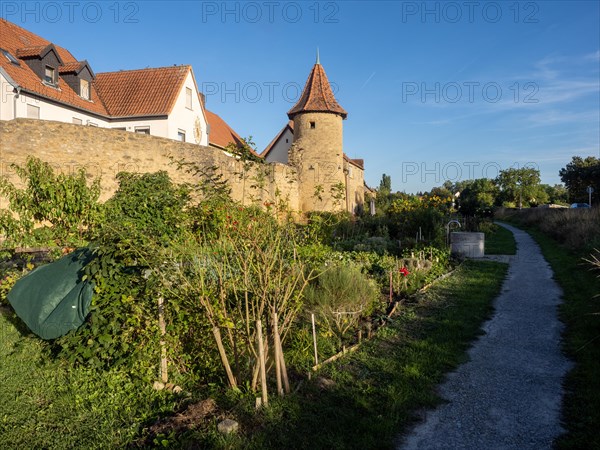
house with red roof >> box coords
[0,18,244,150]
[1,19,364,214]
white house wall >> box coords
[265,127,294,164]
[109,117,169,136]
[1,70,209,146]
[166,71,208,145]
[1,72,16,120]
[12,90,110,126]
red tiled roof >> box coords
[1,19,190,119]
[260,120,293,158]
[205,110,249,150]
[59,61,83,73]
[94,66,190,117]
[0,18,108,115]
[15,44,52,59]
[287,62,347,119]
[344,154,364,170]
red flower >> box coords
[399,267,410,277]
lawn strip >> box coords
[0,311,177,449]
[485,222,517,255]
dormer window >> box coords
[44,66,55,85]
[80,79,90,100]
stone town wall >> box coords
[0,119,299,211]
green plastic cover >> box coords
[7,248,94,340]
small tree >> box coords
[166,204,318,391]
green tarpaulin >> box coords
[7,248,94,340]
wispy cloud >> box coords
[361,71,376,90]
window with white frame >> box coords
[177,130,186,142]
[80,79,90,100]
[186,87,192,109]
[44,66,55,85]
[135,127,150,135]
[27,104,40,119]
[72,117,82,125]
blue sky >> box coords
[3,1,599,193]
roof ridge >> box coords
[96,65,191,76]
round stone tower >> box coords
[287,53,348,213]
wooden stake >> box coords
[274,311,290,394]
[389,270,393,303]
[279,344,290,394]
[257,320,268,406]
[311,313,318,365]
[158,296,168,383]
[272,311,283,396]
[213,326,237,389]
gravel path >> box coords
[398,223,572,450]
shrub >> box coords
[304,263,381,348]
[54,172,191,376]
[0,156,101,247]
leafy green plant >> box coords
[0,156,101,247]
[54,172,190,375]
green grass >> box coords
[176,260,509,449]
[0,310,179,449]
[485,223,517,255]
[517,229,600,449]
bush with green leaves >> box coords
[54,172,193,377]
[0,156,101,247]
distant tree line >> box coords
[375,155,599,217]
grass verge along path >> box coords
[522,229,600,450]
[485,223,517,255]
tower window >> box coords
[310,121,316,129]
